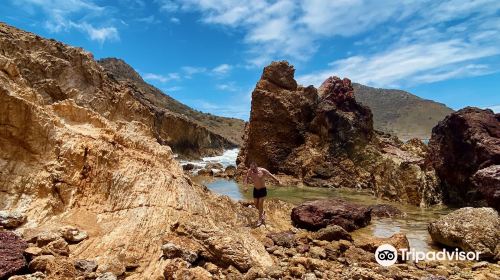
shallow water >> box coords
[197,177,454,252]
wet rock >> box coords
[206,162,224,170]
[224,165,237,178]
[312,225,352,241]
[428,207,500,260]
[59,226,88,243]
[428,107,500,207]
[472,165,500,211]
[0,211,26,229]
[267,231,296,248]
[291,199,371,231]
[74,259,98,273]
[161,242,198,263]
[7,272,46,280]
[0,231,28,279]
[182,163,195,171]
[368,204,406,218]
[197,168,214,176]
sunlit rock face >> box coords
[238,61,441,207]
[0,23,282,279]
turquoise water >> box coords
[198,177,453,252]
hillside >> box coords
[98,58,245,147]
[353,84,454,141]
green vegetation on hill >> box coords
[353,83,454,141]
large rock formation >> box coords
[237,61,441,206]
[98,58,245,157]
[0,23,239,159]
[0,23,281,279]
[428,207,500,260]
[427,107,500,208]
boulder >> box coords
[28,255,56,273]
[355,233,410,253]
[267,231,296,248]
[182,163,195,171]
[74,259,98,273]
[237,61,441,206]
[0,211,26,229]
[428,107,500,207]
[291,199,371,231]
[205,162,224,170]
[312,225,352,241]
[428,207,500,260]
[0,231,28,279]
[59,226,88,243]
[197,168,214,176]
[472,165,500,211]
[161,242,198,263]
[368,204,406,218]
[224,165,237,178]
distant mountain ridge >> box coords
[353,83,454,141]
[98,58,245,151]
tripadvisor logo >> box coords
[375,244,398,266]
[375,244,481,266]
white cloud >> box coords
[174,0,500,86]
[212,64,232,75]
[181,66,207,77]
[74,23,119,44]
[143,72,180,83]
[486,105,500,113]
[298,40,500,88]
[156,0,179,12]
[216,82,238,92]
[170,17,180,24]
[14,0,119,44]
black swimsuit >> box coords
[253,187,267,198]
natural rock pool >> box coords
[195,177,454,253]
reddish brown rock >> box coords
[368,204,405,218]
[472,165,500,211]
[0,231,28,279]
[237,61,441,207]
[291,199,371,231]
[428,107,500,207]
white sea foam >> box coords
[180,148,239,172]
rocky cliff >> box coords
[428,107,500,209]
[98,58,245,150]
[353,84,454,141]
[0,22,287,279]
[237,61,441,207]
[0,23,240,160]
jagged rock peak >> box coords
[260,60,298,90]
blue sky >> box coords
[2,0,499,119]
